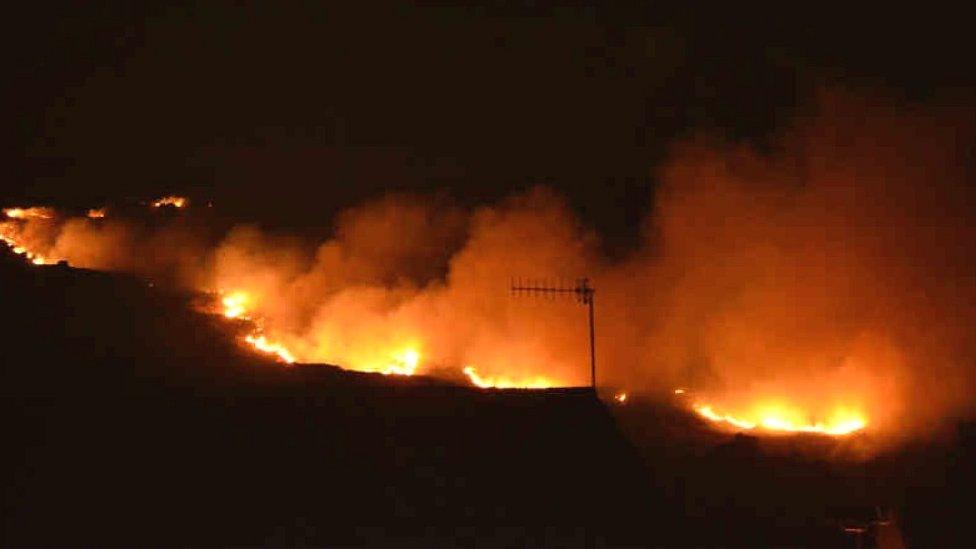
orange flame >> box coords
[4,207,54,219]
[378,348,421,376]
[244,334,296,364]
[86,208,107,219]
[693,402,867,436]
[151,196,188,208]
[214,288,423,375]
[1,233,50,266]
[216,289,295,364]
[221,291,250,319]
[614,392,628,403]
[462,366,555,389]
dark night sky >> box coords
[2,2,973,252]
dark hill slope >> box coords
[0,253,665,547]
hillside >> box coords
[3,249,973,547]
[0,252,661,546]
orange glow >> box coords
[86,208,107,219]
[693,402,867,436]
[4,207,53,219]
[673,388,686,395]
[151,196,188,208]
[463,366,554,389]
[614,392,628,403]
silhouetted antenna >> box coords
[510,277,597,389]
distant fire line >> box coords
[691,402,867,436]
[2,202,877,430]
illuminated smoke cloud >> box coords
[2,87,973,441]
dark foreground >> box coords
[0,254,659,546]
[1,252,974,547]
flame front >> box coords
[216,290,296,364]
[462,366,555,389]
[151,196,188,208]
[243,334,296,364]
[693,402,867,436]
[4,207,54,219]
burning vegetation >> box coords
[1,89,973,441]
[151,195,188,208]
[693,403,867,436]
[4,206,54,220]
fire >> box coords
[214,288,423,375]
[244,334,296,364]
[87,208,107,218]
[462,366,555,389]
[2,207,59,266]
[151,196,188,208]
[4,207,54,219]
[380,348,420,376]
[2,236,50,266]
[216,289,296,364]
[221,291,250,319]
[693,402,867,436]
[614,392,628,403]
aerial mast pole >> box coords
[510,277,597,390]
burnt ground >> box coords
[1,250,974,547]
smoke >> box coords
[2,86,974,439]
[615,87,975,436]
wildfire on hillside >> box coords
[4,207,54,220]
[0,202,894,438]
[1,89,973,447]
[151,196,188,208]
[463,366,555,389]
[692,402,867,436]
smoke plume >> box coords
[3,86,973,439]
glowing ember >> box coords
[693,403,867,436]
[87,208,107,218]
[244,334,296,364]
[4,207,54,219]
[462,366,554,389]
[673,388,686,395]
[614,392,628,403]
[151,196,188,208]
